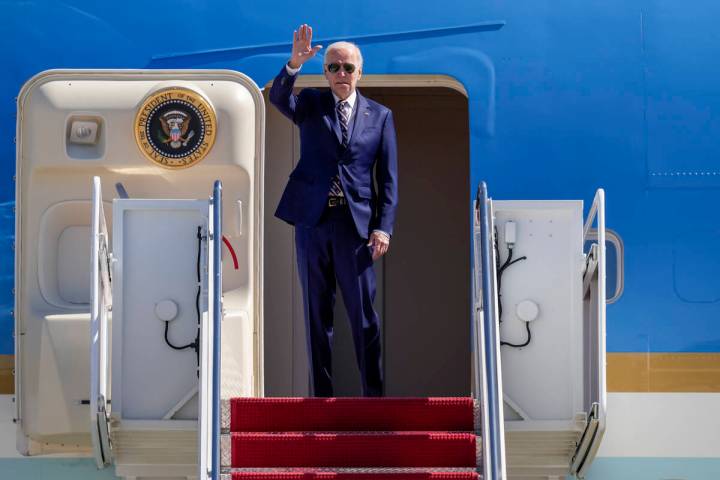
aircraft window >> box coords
[584,229,624,304]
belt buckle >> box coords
[328,196,345,207]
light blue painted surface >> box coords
[0,458,119,479]
[576,457,720,480]
[2,457,719,480]
[3,1,720,356]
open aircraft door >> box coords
[16,70,264,479]
[90,177,113,468]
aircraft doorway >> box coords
[263,78,470,397]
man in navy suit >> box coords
[270,24,398,397]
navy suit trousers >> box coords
[295,205,383,397]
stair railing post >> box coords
[473,182,507,480]
[211,180,223,480]
[200,181,223,480]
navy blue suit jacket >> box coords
[269,66,398,238]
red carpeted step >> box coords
[230,432,477,468]
[230,397,475,432]
[229,471,480,480]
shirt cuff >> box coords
[285,63,301,75]
[372,229,390,240]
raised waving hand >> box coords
[288,24,323,69]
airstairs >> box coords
[221,397,481,479]
[14,70,606,480]
[87,178,503,480]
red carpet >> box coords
[227,397,479,479]
[230,472,479,480]
[230,397,475,432]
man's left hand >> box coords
[368,231,390,261]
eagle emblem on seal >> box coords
[159,110,195,149]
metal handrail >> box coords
[582,188,606,417]
[584,228,624,303]
[211,180,223,480]
[572,188,607,478]
[199,180,223,480]
[472,181,506,480]
[90,176,112,468]
[583,189,605,241]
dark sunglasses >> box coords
[326,63,356,74]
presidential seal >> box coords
[134,87,217,169]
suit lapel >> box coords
[321,91,342,144]
[348,91,369,147]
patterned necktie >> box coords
[337,101,349,146]
[329,101,350,198]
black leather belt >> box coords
[327,196,347,207]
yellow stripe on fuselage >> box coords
[1,353,719,394]
[608,353,720,392]
[0,355,12,394]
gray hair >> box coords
[324,41,364,68]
